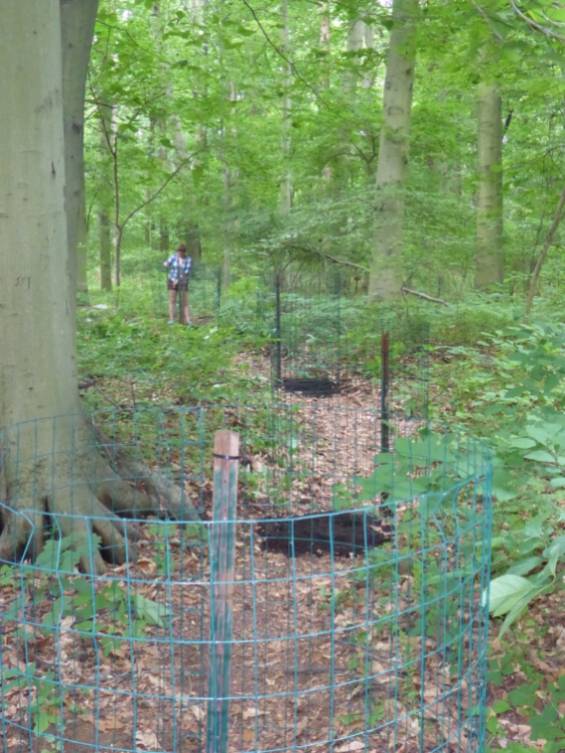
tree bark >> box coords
[369,0,418,299]
[0,0,91,561]
[60,0,98,299]
[475,81,504,287]
[346,19,366,94]
[0,1,76,430]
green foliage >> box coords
[490,535,564,636]
[488,656,564,753]
[430,321,564,637]
[86,0,564,301]
[355,433,475,502]
[0,533,171,739]
[77,285,270,407]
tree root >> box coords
[0,422,200,573]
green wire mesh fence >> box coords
[81,260,431,423]
[263,265,431,424]
[0,406,492,753]
[268,267,344,395]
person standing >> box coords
[164,243,192,324]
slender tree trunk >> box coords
[320,2,333,183]
[280,0,292,216]
[222,157,233,287]
[60,0,98,299]
[152,3,172,253]
[98,104,114,290]
[341,17,368,185]
[369,0,418,299]
[526,184,565,312]
[475,81,504,287]
[185,222,203,261]
[144,206,153,247]
[346,19,366,93]
[319,1,331,89]
[183,0,209,261]
[99,206,113,291]
[159,218,170,253]
[222,80,239,289]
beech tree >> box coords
[475,18,504,289]
[61,0,98,297]
[475,74,503,288]
[0,0,191,571]
[369,0,419,299]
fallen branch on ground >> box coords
[401,286,450,306]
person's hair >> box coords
[177,243,187,253]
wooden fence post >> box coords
[206,430,240,753]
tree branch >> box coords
[510,0,565,42]
[285,243,368,272]
[401,286,450,306]
[526,184,565,313]
[240,0,331,108]
[469,0,504,41]
[120,154,198,231]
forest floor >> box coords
[1,358,562,753]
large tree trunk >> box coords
[0,0,91,561]
[475,81,504,287]
[60,0,98,299]
[0,1,77,430]
[369,0,418,299]
[0,0,193,570]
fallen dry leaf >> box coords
[336,738,365,752]
[191,704,206,721]
[242,706,264,720]
[136,729,160,750]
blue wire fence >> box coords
[0,406,492,753]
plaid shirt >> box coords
[164,254,192,285]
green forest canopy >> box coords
[86,0,564,301]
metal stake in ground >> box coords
[274,271,282,388]
[381,332,390,453]
[206,430,240,753]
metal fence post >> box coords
[381,332,390,453]
[274,271,282,388]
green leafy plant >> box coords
[1,533,169,738]
[489,536,564,636]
